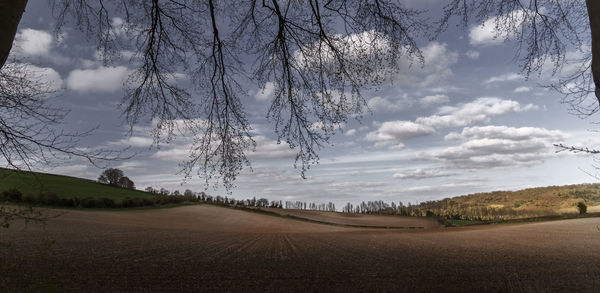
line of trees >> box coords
[142,188,337,211]
[284,201,336,212]
[2,182,583,221]
[341,201,418,216]
[339,199,569,220]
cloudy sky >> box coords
[9,1,600,208]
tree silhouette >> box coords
[437,0,595,116]
[98,168,134,189]
[0,0,597,190]
[98,168,124,185]
[0,1,129,174]
[577,201,587,214]
[117,176,135,189]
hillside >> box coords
[415,183,600,220]
[0,168,153,204]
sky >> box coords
[8,1,600,208]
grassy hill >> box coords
[414,183,600,220]
[0,167,153,204]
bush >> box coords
[38,191,59,205]
[72,197,82,207]
[141,198,155,207]
[99,198,115,208]
[121,197,134,208]
[94,198,106,208]
[59,198,71,207]
[81,198,97,208]
[64,198,76,207]
[2,188,22,202]
[22,195,36,204]
[577,202,587,214]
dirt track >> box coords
[1,205,600,292]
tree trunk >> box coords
[586,0,600,101]
[0,0,28,69]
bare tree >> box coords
[0,62,128,171]
[0,1,128,172]
[437,0,594,115]
[42,0,427,190]
[0,0,598,191]
[434,0,600,160]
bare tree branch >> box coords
[438,0,593,116]
[554,143,600,154]
[0,62,131,170]
[47,0,428,189]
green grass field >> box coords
[0,168,153,204]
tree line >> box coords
[284,201,336,212]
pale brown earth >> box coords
[1,205,600,292]
[258,207,440,228]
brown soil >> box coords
[259,207,440,228]
[1,205,599,292]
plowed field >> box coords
[1,205,599,292]
[258,207,440,228]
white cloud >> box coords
[255,82,275,101]
[470,23,503,46]
[152,145,189,161]
[366,121,435,146]
[416,97,537,129]
[13,29,53,57]
[367,96,411,112]
[3,63,64,94]
[393,41,458,88]
[152,135,295,162]
[297,30,457,89]
[112,136,154,148]
[247,136,296,160]
[407,182,481,192]
[25,64,63,92]
[66,66,129,92]
[111,17,127,36]
[469,10,525,46]
[421,125,567,169]
[48,164,92,177]
[452,125,565,141]
[514,86,531,93]
[420,94,449,107]
[366,97,538,148]
[465,50,480,60]
[393,168,454,180]
[444,132,462,141]
[484,72,522,84]
[345,129,357,136]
